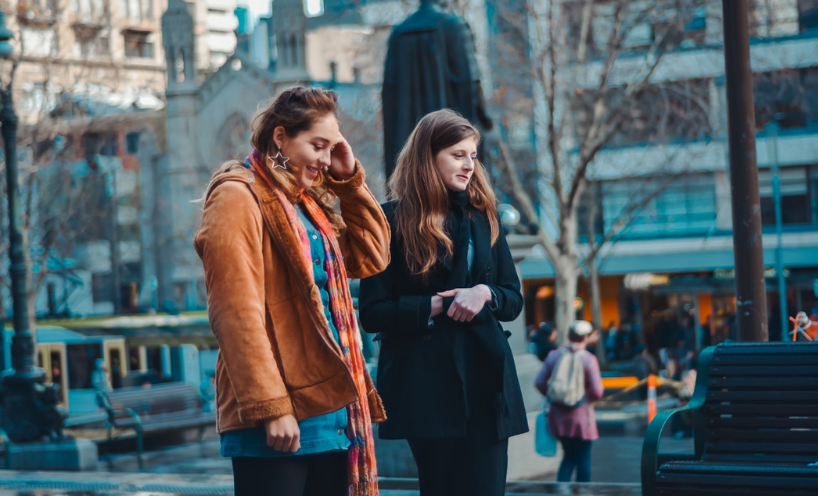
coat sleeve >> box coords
[358,256,434,335]
[486,228,523,322]
[193,181,293,423]
[324,161,391,280]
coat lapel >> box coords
[247,178,314,294]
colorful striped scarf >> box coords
[246,151,379,496]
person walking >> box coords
[535,321,604,483]
[194,87,390,496]
[359,109,528,496]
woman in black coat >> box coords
[359,109,528,496]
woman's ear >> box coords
[272,126,286,150]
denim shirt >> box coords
[220,207,351,457]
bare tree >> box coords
[0,0,149,318]
[452,0,714,343]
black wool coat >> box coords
[359,201,529,441]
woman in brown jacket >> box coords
[194,87,390,496]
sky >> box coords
[238,0,324,25]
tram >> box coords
[2,313,218,415]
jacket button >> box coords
[312,234,318,240]
[314,258,320,265]
[337,429,343,435]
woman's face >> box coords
[434,136,478,192]
[276,114,340,190]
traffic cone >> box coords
[647,374,657,423]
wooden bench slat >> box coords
[709,377,818,389]
[706,429,818,443]
[705,404,818,416]
[707,417,818,429]
[705,441,818,455]
[660,462,818,475]
[709,365,818,377]
[702,453,818,464]
[655,488,812,496]
[657,472,818,489]
[710,344,818,355]
[706,391,818,402]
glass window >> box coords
[799,0,818,31]
[123,31,154,58]
[601,174,717,237]
[758,166,811,226]
[67,344,103,390]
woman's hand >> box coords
[329,135,356,180]
[264,414,300,452]
[431,295,444,318]
[437,284,492,322]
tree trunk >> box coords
[588,256,607,366]
[553,256,579,346]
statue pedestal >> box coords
[8,439,98,471]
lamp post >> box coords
[765,121,788,340]
[0,10,64,442]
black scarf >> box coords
[441,189,473,285]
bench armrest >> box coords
[641,346,716,496]
[642,404,701,494]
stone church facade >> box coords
[154,0,313,311]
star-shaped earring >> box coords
[267,151,290,170]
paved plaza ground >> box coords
[0,431,694,495]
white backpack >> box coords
[547,346,587,408]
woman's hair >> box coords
[204,86,344,231]
[388,109,499,282]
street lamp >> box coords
[0,10,65,442]
[766,121,788,340]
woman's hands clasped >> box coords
[264,414,300,452]
[436,284,493,322]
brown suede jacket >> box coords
[193,162,390,433]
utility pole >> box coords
[722,0,768,341]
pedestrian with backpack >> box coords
[535,321,604,482]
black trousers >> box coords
[407,395,509,496]
[231,451,347,496]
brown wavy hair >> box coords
[388,109,499,282]
[205,86,344,232]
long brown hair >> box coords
[205,86,344,231]
[388,109,499,282]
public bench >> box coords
[642,342,818,496]
[96,382,215,458]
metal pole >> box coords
[722,0,768,341]
[0,86,49,442]
[766,122,788,340]
[0,89,38,377]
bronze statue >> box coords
[382,0,493,181]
